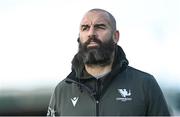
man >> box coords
[47,8,170,116]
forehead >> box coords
[80,11,111,25]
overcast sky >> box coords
[0,0,180,90]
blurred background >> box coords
[0,0,180,115]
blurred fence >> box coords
[0,88,51,115]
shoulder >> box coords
[125,66,163,93]
[126,66,155,80]
[127,66,153,77]
[53,79,68,94]
[125,66,159,86]
[53,71,77,94]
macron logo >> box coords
[116,89,132,102]
[71,97,79,107]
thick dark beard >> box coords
[78,37,115,66]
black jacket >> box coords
[47,45,170,116]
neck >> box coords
[85,63,113,78]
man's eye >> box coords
[95,24,106,30]
[98,26,105,29]
[82,27,87,31]
[81,26,89,31]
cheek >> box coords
[98,32,112,41]
[79,34,88,44]
[80,30,95,42]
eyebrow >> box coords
[81,24,89,28]
[80,23,106,28]
[94,24,106,27]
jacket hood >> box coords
[70,45,129,79]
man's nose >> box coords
[88,27,96,38]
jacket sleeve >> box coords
[47,88,59,117]
[145,75,171,116]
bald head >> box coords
[81,8,117,31]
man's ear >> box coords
[113,30,120,44]
[77,34,80,42]
[77,37,80,42]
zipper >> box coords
[96,100,99,116]
[95,79,100,116]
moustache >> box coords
[79,37,102,47]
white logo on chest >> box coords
[116,89,132,102]
[71,97,79,107]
